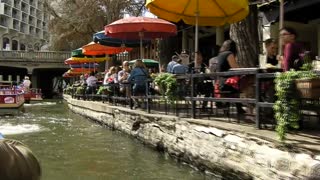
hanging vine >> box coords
[273,70,317,141]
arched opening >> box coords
[12,40,18,50]
[34,43,40,51]
[20,44,26,51]
[3,37,9,50]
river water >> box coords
[0,101,213,180]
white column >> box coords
[216,26,224,46]
[8,75,12,82]
[16,75,20,83]
[0,75,3,81]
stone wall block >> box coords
[64,95,320,180]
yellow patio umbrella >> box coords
[146,0,249,69]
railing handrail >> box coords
[0,50,71,63]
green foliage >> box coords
[300,51,313,71]
[63,85,73,95]
[97,86,109,95]
[154,73,177,103]
[273,70,317,141]
[75,86,85,95]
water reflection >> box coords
[0,101,212,180]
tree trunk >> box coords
[230,5,259,68]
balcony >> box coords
[0,50,70,63]
[1,0,12,6]
[4,5,11,16]
[13,19,19,30]
[0,15,8,27]
[12,9,20,20]
[13,0,20,9]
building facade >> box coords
[0,0,49,51]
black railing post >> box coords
[190,72,195,119]
[255,72,261,129]
[146,79,150,113]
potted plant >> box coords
[154,73,177,103]
[295,51,320,99]
[274,52,319,141]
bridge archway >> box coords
[0,66,28,83]
[33,68,68,98]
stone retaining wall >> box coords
[64,95,320,180]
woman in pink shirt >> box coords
[279,27,303,71]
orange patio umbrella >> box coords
[82,42,132,56]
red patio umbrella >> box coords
[104,16,177,58]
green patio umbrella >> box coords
[71,48,83,57]
[129,59,159,67]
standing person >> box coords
[0,139,41,180]
[215,39,245,114]
[264,38,278,66]
[127,60,149,108]
[166,55,178,73]
[279,27,303,71]
[23,76,31,91]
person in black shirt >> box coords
[215,39,245,114]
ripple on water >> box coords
[24,102,57,107]
[0,123,43,135]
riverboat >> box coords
[0,83,25,115]
[24,88,43,103]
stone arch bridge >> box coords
[0,50,71,98]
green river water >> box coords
[0,100,216,180]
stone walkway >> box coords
[185,116,320,154]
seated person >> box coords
[0,138,41,180]
[188,51,213,110]
[167,55,178,73]
[215,39,245,114]
[264,38,278,66]
[118,61,131,96]
[172,58,188,74]
[86,72,97,94]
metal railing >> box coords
[66,70,320,130]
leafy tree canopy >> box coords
[44,0,146,51]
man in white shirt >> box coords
[166,55,178,73]
[23,76,31,91]
[86,72,97,94]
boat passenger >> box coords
[0,139,41,180]
[23,76,31,91]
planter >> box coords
[295,78,320,99]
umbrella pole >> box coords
[278,0,284,56]
[139,32,144,59]
[194,0,199,72]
